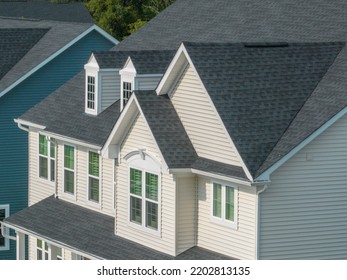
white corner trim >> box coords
[256,107,347,181]
[0,24,117,99]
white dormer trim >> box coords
[84,54,100,115]
[156,43,254,181]
[120,57,137,111]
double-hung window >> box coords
[64,145,75,195]
[36,239,49,260]
[129,168,159,230]
[39,135,55,182]
[123,82,132,106]
[212,182,237,227]
[88,151,100,203]
[0,205,9,250]
[87,76,96,110]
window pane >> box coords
[64,170,74,194]
[39,156,48,179]
[146,173,158,201]
[64,146,74,169]
[39,135,48,156]
[89,177,99,202]
[0,236,4,246]
[130,168,142,196]
[50,140,55,158]
[37,250,42,260]
[146,201,158,230]
[37,239,42,248]
[89,152,99,177]
[225,186,235,221]
[0,209,5,220]
[213,183,222,218]
[0,209,4,246]
[50,159,55,182]
[130,196,142,224]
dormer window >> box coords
[87,76,96,110]
[123,81,132,106]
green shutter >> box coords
[225,186,235,221]
[39,135,48,156]
[213,183,222,218]
[130,168,142,196]
[146,173,158,201]
[89,152,99,176]
[64,145,74,169]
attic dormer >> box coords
[119,57,136,111]
[84,53,121,115]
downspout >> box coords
[17,123,29,132]
[254,183,269,260]
[47,137,59,198]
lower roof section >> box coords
[3,195,232,260]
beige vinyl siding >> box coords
[176,176,196,255]
[136,76,162,90]
[28,235,35,260]
[259,114,347,260]
[196,177,256,259]
[100,71,120,111]
[115,113,176,256]
[28,131,55,206]
[170,64,241,167]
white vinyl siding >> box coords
[259,114,347,260]
[176,176,196,255]
[196,177,256,259]
[116,113,176,255]
[100,71,120,111]
[170,64,241,167]
[136,76,162,90]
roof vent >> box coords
[243,42,289,48]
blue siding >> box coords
[0,30,115,259]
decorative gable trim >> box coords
[157,43,253,181]
[0,24,118,99]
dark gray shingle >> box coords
[3,195,232,260]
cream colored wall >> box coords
[115,113,176,256]
[170,64,241,167]
[196,176,257,259]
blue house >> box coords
[0,2,118,260]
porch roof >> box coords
[3,195,232,260]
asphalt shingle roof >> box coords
[0,18,93,94]
[3,195,233,260]
[0,28,48,80]
[184,42,343,177]
[93,50,175,74]
[19,72,121,147]
[0,1,93,23]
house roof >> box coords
[0,18,95,96]
[117,0,347,51]
[93,50,175,74]
[18,71,121,147]
[3,195,233,260]
[183,42,344,177]
[0,0,93,23]
[0,28,48,80]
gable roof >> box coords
[0,1,93,23]
[18,72,121,147]
[117,0,347,51]
[3,195,232,260]
[93,50,175,74]
[0,28,48,80]
[0,18,117,98]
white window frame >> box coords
[85,68,99,115]
[0,204,10,251]
[38,134,56,185]
[63,144,76,200]
[126,152,161,235]
[36,239,50,260]
[210,180,238,229]
[86,150,101,207]
[86,75,96,111]
[113,159,117,212]
[122,81,132,107]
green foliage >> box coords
[85,0,175,40]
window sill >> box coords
[210,216,238,230]
[37,177,55,187]
[127,221,161,237]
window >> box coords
[88,151,100,203]
[39,135,55,182]
[123,82,132,106]
[0,205,9,250]
[56,247,63,260]
[64,145,75,195]
[212,182,237,227]
[129,168,159,230]
[87,76,95,110]
[36,239,49,260]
